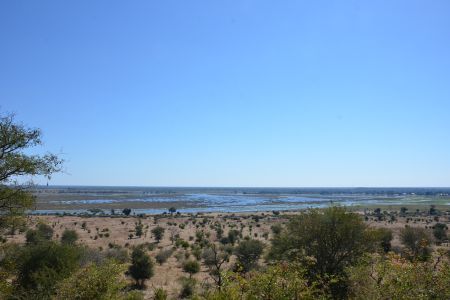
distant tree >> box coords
[429,205,437,215]
[61,229,78,245]
[135,220,144,238]
[221,229,240,245]
[25,223,54,244]
[151,226,165,243]
[234,239,264,272]
[122,208,132,216]
[400,207,408,215]
[400,226,432,261]
[128,247,154,288]
[183,260,200,278]
[0,113,62,234]
[168,207,177,214]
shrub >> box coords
[400,226,432,261]
[61,229,78,245]
[151,226,165,243]
[234,239,264,272]
[155,249,173,265]
[128,247,154,288]
[135,220,144,238]
[179,277,196,298]
[204,263,321,299]
[270,224,283,235]
[153,287,168,300]
[25,223,54,245]
[55,260,128,300]
[269,207,375,298]
[14,242,82,298]
[348,253,450,299]
[183,260,200,278]
[433,223,448,242]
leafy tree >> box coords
[221,229,240,245]
[128,247,154,288]
[61,229,78,245]
[269,207,375,298]
[400,226,432,261]
[400,207,408,215]
[14,242,81,298]
[0,113,62,234]
[204,263,322,299]
[183,260,200,278]
[25,223,54,245]
[55,260,132,300]
[168,207,177,214]
[151,226,165,243]
[348,253,450,299]
[122,208,132,216]
[234,239,264,272]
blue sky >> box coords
[1,1,450,187]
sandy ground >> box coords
[5,209,450,299]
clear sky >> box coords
[1,1,450,187]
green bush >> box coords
[61,229,78,245]
[234,239,264,272]
[55,260,128,300]
[183,260,200,278]
[151,226,165,243]
[14,242,82,298]
[128,247,154,288]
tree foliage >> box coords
[14,242,82,299]
[270,207,374,277]
[399,226,432,261]
[0,113,62,233]
[55,260,132,300]
[25,223,54,245]
[234,239,264,272]
[348,253,450,300]
[151,226,165,243]
[128,247,154,288]
[61,229,79,245]
[183,260,200,278]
